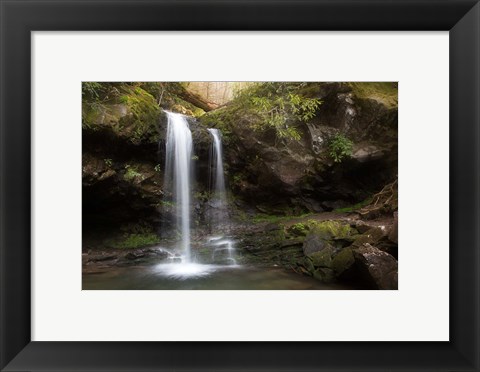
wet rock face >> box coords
[83,110,214,238]
[83,247,171,274]
[223,83,397,214]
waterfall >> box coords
[164,111,193,262]
[207,128,228,230]
[208,128,236,265]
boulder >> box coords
[303,232,332,256]
[303,220,357,256]
[331,247,355,275]
[309,246,335,268]
[353,244,398,289]
[352,225,388,247]
[351,145,384,163]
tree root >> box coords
[358,177,398,219]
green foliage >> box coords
[114,233,160,249]
[82,82,103,100]
[154,164,162,172]
[123,164,144,182]
[104,158,113,167]
[200,108,234,144]
[328,134,354,163]
[235,83,322,140]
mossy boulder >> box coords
[352,226,388,247]
[83,85,161,144]
[331,247,355,275]
[309,246,335,268]
[286,222,310,237]
[303,220,357,256]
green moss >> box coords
[331,248,355,274]
[118,86,160,143]
[287,222,309,236]
[308,220,356,240]
[309,246,334,268]
[82,83,161,143]
[111,233,161,249]
[334,197,373,213]
[348,82,398,109]
[82,102,105,130]
[352,226,387,247]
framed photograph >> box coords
[1,0,479,371]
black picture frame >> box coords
[1,1,479,371]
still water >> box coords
[82,263,354,290]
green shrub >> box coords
[115,233,160,249]
[328,134,353,163]
[82,82,103,100]
[123,165,144,182]
[237,83,322,140]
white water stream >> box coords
[164,111,193,262]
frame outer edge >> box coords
[0,0,480,371]
[450,1,480,369]
[0,0,32,370]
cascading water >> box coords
[207,128,236,265]
[207,128,228,229]
[163,111,193,262]
[157,114,238,278]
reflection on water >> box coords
[82,263,355,290]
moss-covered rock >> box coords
[331,247,355,275]
[83,85,161,144]
[352,226,388,247]
[309,246,335,268]
[287,222,310,236]
[303,220,357,256]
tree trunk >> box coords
[175,85,219,112]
